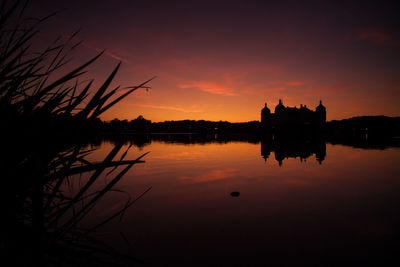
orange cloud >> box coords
[178,81,237,96]
[135,103,203,113]
[271,81,305,86]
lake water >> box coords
[84,136,400,266]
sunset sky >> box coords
[27,0,400,122]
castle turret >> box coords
[261,103,272,128]
[274,99,287,126]
[275,99,285,113]
[315,100,326,125]
[261,103,270,115]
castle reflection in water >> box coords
[260,134,326,166]
[96,133,327,166]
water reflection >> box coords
[7,133,397,266]
[261,134,326,165]
[100,132,260,147]
[90,135,400,266]
[96,132,400,166]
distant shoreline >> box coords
[100,115,400,137]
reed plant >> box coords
[0,1,152,265]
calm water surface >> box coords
[85,138,400,266]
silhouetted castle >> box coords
[261,99,326,129]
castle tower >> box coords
[274,99,285,113]
[261,103,272,128]
[315,100,326,125]
[274,99,286,125]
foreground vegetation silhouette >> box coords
[0,2,152,266]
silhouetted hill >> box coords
[326,116,400,137]
[324,116,400,149]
